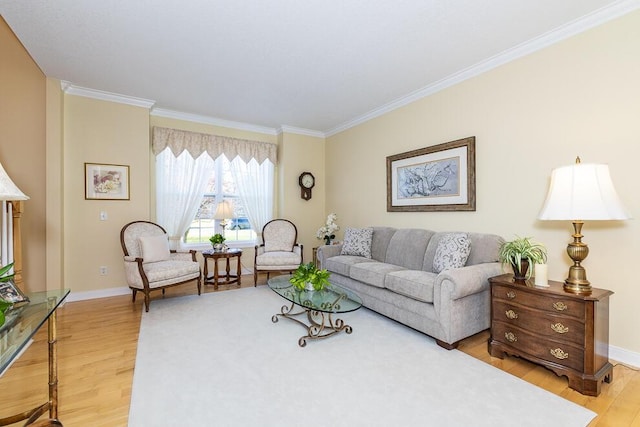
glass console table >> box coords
[0,289,70,426]
[268,275,362,347]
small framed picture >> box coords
[85,163,130,200]
[0,280,29,304]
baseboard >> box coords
[609,344,640,369]
[65,286,131,302]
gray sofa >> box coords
[317,227,503,350]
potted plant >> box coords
[289,262,331,291]
[0,263,16,326]
[498,236,547,281]
[209,233,226,251]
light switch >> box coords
[100,211,108,221]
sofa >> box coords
[317,227,504,350]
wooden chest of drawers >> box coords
[488,274,613,396]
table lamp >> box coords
[214,200,234,234]
[538,157,630,294]
[0,162,29,201]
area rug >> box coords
[129,287,596,427]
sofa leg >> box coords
[436,339,459,350]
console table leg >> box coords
[48,300,59,420]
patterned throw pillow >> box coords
[432,233,471,273]
[341,227,373,258]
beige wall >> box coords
[63,95,151,292]
[326,11,640,353]
[0,17,47,291]
[277,132,326,263]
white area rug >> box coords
[129,287,596,427]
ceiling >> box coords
[2,1,637,136]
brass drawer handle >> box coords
[506,291,516,299]
[505,310,518,320]
[553,301,568,311]
[504,332,517,343]
[551,323,569,334]
[550,348,569,360]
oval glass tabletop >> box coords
[267,275,362,314]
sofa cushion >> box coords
[341,227,373,258]
[432,233,471,273]
[385,270,438,303]
[139,234,171,263]
[350,262,406,288]
[370,227,398,262]
[325,255,371,277]
[384,229,434,270]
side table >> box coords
[488,274,613,396]
[202,248,242,290]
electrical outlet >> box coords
[99,266,108,275]
[100,211,108,221]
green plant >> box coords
[289,262,331,291]
[209,233,226,245]
[498,236,547,279]
[0,263,15,326]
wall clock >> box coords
[298,172,315,200]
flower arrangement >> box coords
[316,213,339,245]
[290,262,331,291]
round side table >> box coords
[202,248,242,289]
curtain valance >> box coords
[152,126,277,165]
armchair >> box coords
[120,221,201,311]
[254,219,303,285]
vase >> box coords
[304,281,315,291]
[512,259,530,282]
[213,243,224,252]
[324,236,332,245]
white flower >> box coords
[316,213,340,240]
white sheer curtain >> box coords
[156,148,214,250]
[230,157,274,234]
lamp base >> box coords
[564,269,592,295]
[564,221,592,295]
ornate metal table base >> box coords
[272,301,353,347]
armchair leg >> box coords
[197,276,202,295]
[131,289,137,302]
[143,291,150,312]
[254,269,258,287]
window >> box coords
[184,156,257,245]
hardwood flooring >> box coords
[1,276,639,426]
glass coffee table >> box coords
[268,275,362,347]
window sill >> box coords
[182,241,257,252]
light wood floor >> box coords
[1,276,639,426]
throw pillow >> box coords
[341,227,373,258]
[139,234,171,263]
[432,233,471,273]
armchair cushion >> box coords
[139,234,171,263]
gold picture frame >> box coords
[85,163,130,200]
[386,136,475,212]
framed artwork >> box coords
[0,280,29,304]
[386,136,476,212]
[85,163,130,200]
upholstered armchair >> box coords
[120,221,201,312]
[254,219,303,285]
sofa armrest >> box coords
[317,244,343,269]
[435,262,503,300]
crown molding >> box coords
[278,125,326,139]
[151,108,279,136]
[325,0,640,137]
[61,81,156,108]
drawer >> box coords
[492,321,584,372]
[492,300,585,346]
[492,284,585,319]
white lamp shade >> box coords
[0,162,29,201]
[538,163,630,221]
[214,200,234,219]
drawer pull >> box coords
[552,301,568,311]
[506,291,516,299]
[505,310,518,320]
[504,332,518,343]
[550,348,569,360]
[551,323,569,334]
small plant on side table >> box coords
[290,262,330,291]
[209,233,226,251]
[498,236,547,280]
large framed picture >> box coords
[85,163,130,200]
[386,136,476,212]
